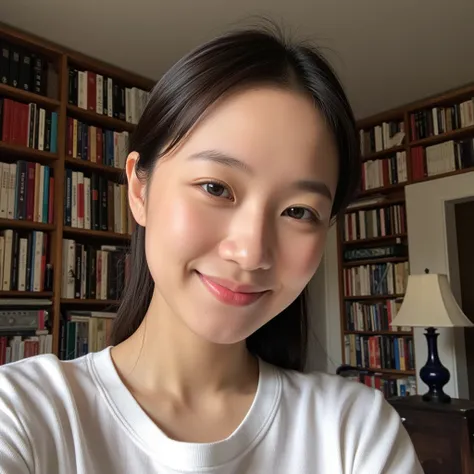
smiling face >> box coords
[127,87,339,345]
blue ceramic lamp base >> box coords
[420,327,451,403]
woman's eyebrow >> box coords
[188,150,253,174]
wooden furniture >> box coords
[338,82,474,397]
[0,22,155,358]
[390,396,474,474]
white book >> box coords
[107,78,113,117]
[118,132,128,169]
[77,172,84,229]
[0,236,4,288]
[96,74,103,114]
[71,171,78,228]
[101,251,108,300]
[84,177,91,230]
[0,163,7,218]
[33,231,43,292]
[18,238,28,291]
[38,108,46,151]
[7,163,16,220]
[2,229,13,290]
[78,71,87,110]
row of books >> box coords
[345,333,415,371]
[345,371,416,398]
[359,121,405,155]
[411,138,474,181]
[0,334,53,365]
[66,118,129,169]
[0,98,58,151]
[59,310,116,360]
[0,298,53,366]
[61,240,129,300]
[343,261,409,297]
[410,101,474,141]
[0,229,52,292]
[343,204,406,242]
[0,160,54,223]
[344,299,410,332]
[64,170,131,235]
[0,41,54,97]
[361,152,408,192]
[68,69,149,124]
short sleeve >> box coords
[352,389,424,474]
[0,372,33,474]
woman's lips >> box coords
[196,272,268,307]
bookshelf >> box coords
[338,81,474,398]
[0,22,154,363]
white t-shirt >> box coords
[0,347,423,473]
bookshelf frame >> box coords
[338,80,474,387]
[0,22,155,355]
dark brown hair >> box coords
[111,25,360,371]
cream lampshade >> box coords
[391,271,473,403]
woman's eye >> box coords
[283,206,318,222]
[200,182,232,199]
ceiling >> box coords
[1,0,473,119]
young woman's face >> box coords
[128,87,339,344]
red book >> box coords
[77,179,84,226]
[87,71,96,112]
[19,102,29,146]
[26,162,36,221]
[10,101,20,145]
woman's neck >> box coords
[111,290,258,402]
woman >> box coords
[0,26,423,473]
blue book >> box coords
[50,112,58,153]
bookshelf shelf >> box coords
[63,226,131,241]
[0,141,59,163]
[0,218,55,231]
[361,145,406,162]
[66,104,136,132]
[355,367,416,376]
[0,83,61,109]
[358,183,406,198]
[410,124,474,147]
[65,156,124,177]
[346,197,406,213]
[344,330,413,336]
[343,233,407,245]
[0,290,53,298]
[413,167,474,184]
[60,298,120,305]
[343,294,405,301]
[342,256,408,267]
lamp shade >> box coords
[390,273,474,328]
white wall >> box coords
[405,171,474,399]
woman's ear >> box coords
[126,152,147,227]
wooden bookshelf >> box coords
[338,80,474,397]
[62,227,131,241]
[66,104,136,133]
[0,22,154,362]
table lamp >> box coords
[390,270,473,403]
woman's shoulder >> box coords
[0,349,100,404]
